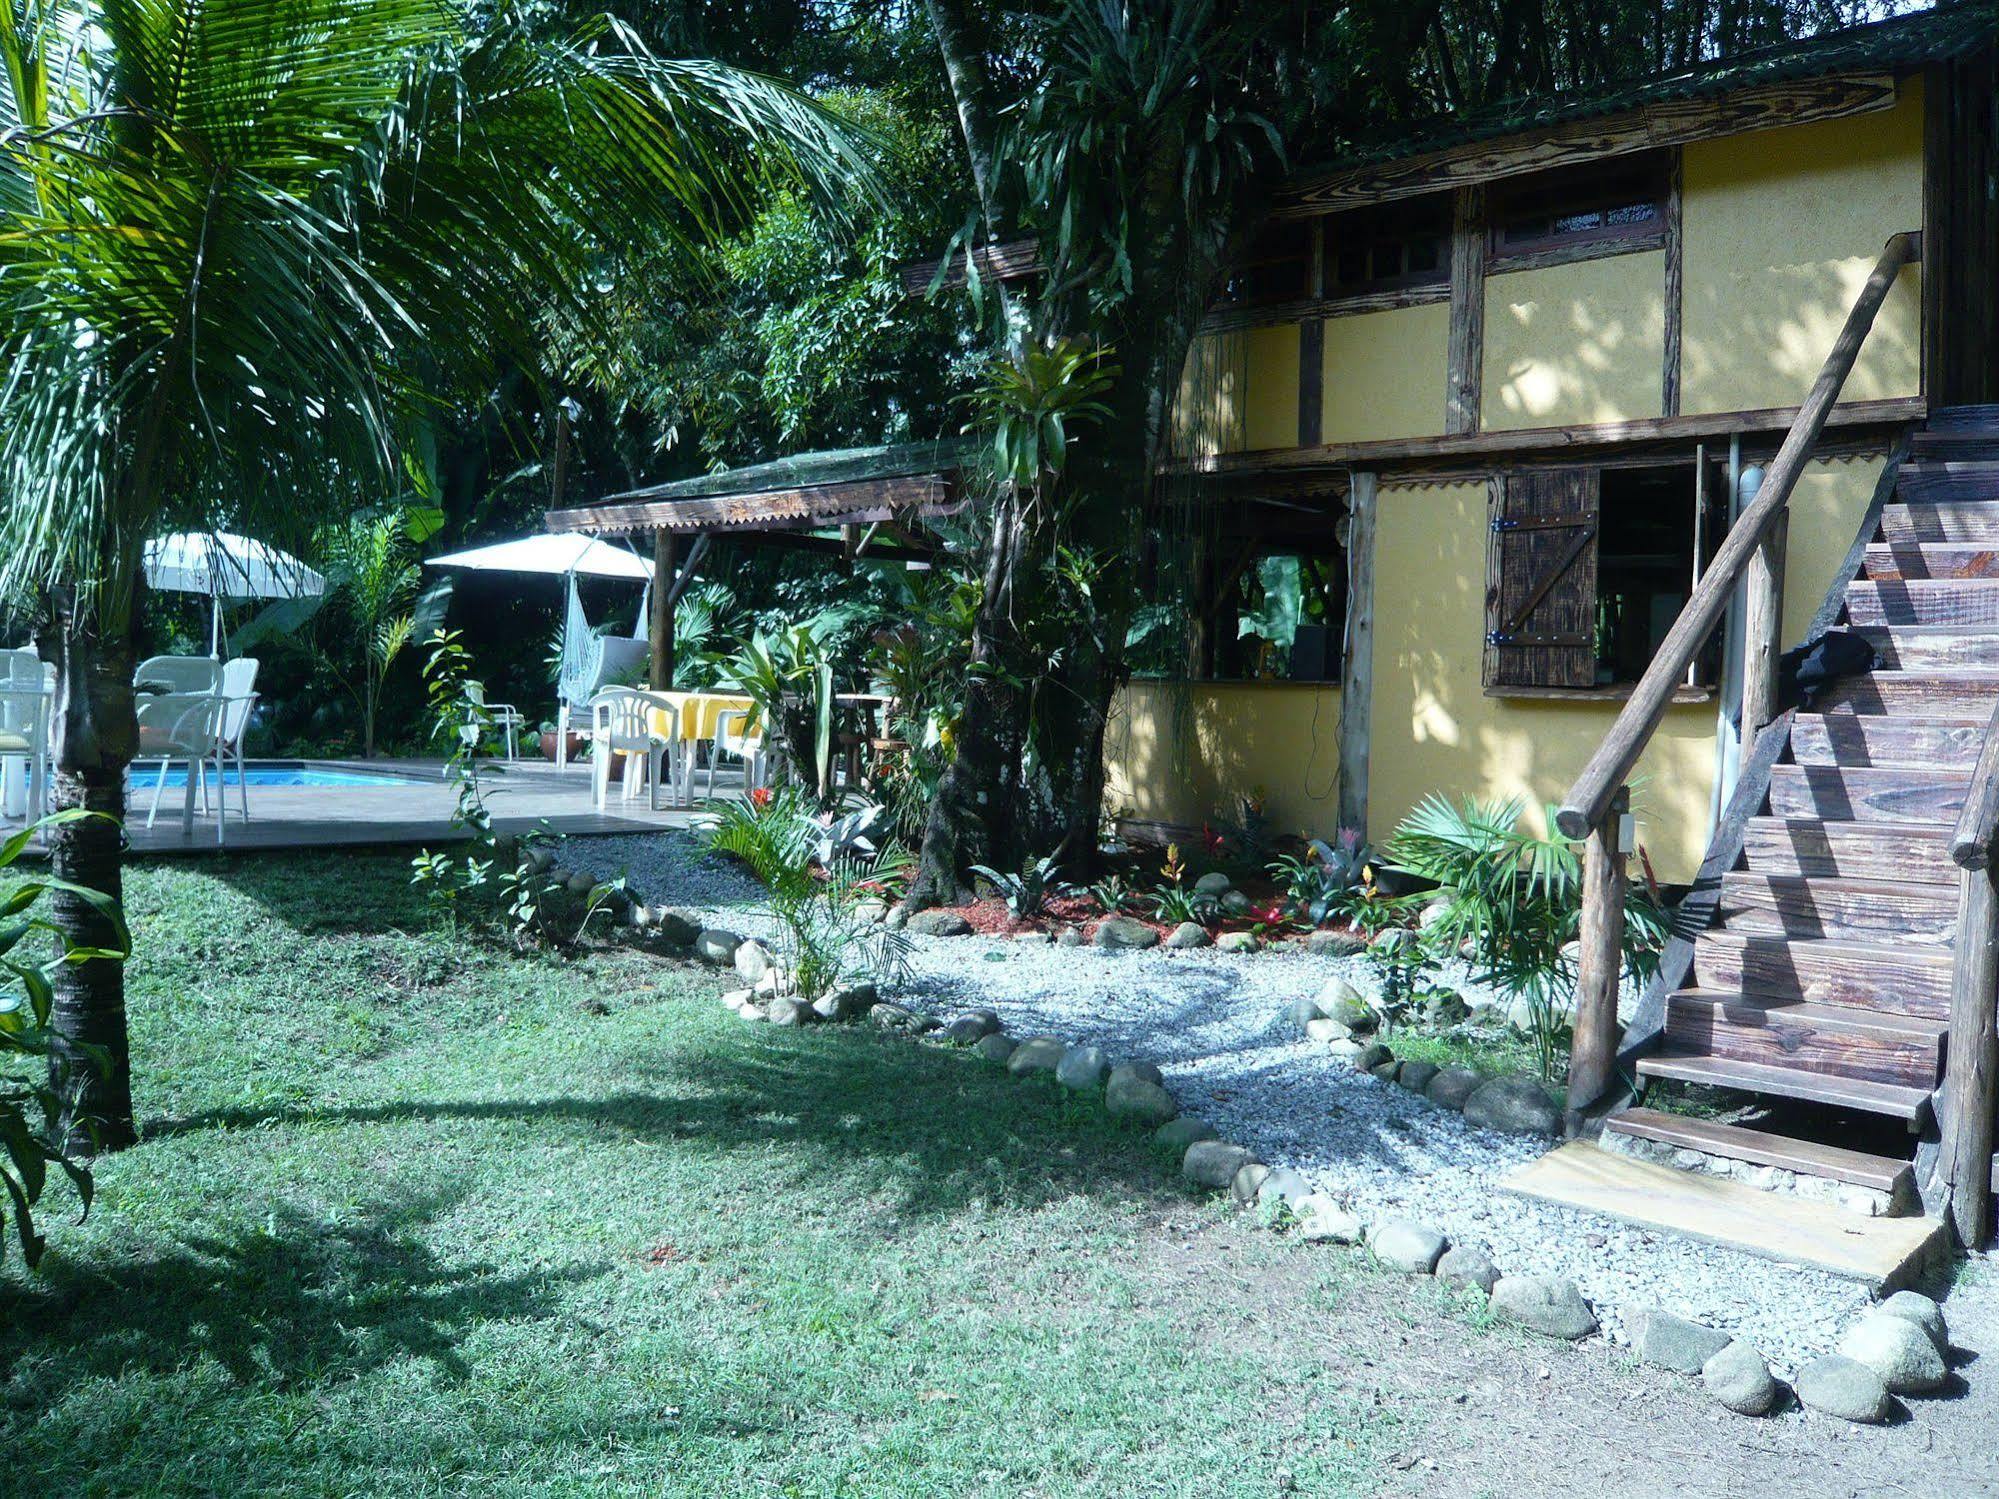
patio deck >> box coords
[99,757,715,855]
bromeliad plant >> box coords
[1146,841,1215,926]
[0,811,127,1264]
[971,853,1067,921]
[1269,828,1369,927]
[699,785,911,1003]
[1382,795,1669,1081]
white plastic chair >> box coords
[136,692,228,843]
[588,688,679,812]
[0,649,50,822]
[703,707,766,802]
[213,658,260,822]
[134,655,220,695]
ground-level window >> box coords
[1484,461,1720,694]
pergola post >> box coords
[650,530,676,689]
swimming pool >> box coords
[128,763,420,790]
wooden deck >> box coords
[24,757,718,856]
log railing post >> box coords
[1568,785,1630,1117]
[1941,863,1999,1249]
[1739,509,1788,770]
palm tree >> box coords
[0,0,862,1152]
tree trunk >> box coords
[38,589,140,1155]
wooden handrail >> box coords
[1951,698,1999,870]
[1555,231,1920,841]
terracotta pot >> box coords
[538,730,592,762]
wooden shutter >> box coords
[1484,468,1602,689]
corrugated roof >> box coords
[595,437,978,506]
[1306,4,1998,175]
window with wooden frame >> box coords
[1322,196,1451,301]
[1486,155,1670,268]
[1216,219,1314,309]
[1484,461,1721,695]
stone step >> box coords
[1503,1141,1945,1290]
[1662,990,1945,1089]
[1716,872,1954,942]
[1634,1050,1934,1124]
[1691,930,1952,1020]
[1739,817,1955,884]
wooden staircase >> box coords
[1626,412,1999,1152]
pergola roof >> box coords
[544,438,976,545]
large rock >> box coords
[1055,1043,1112,1090]
[1105,1071,1179,1126]
[1155,1116,1217,1151]
[1165,922,1211,949]
[1256,1166,1314,1208]
[1305,1018,1352,1044]
[1795,1355,1893,1423]
[1635,1309,1733,1375]
[766,995,816,1027]
[1425,1067,1484,1110]
[1355,1042,1393,1073]
[1462,1076,1561,1135]
[1220,890,1253,916]
[813,983,877,1023]
[1113,1060,1164,1087]
[906,909,974,937]
[694,928,743,965]
[1007,1037,1068,1076]
[1317,980,1375,1034]
[944,1010,1002,1044]
[1305,929,1368,956]
[1215,931,1260,954]
[1839,1311,1948,1394]
[1703,1342,1779,1416]
[1876,1290,1949,1355]
[1193,871,1233,896]
[1231,1162,1272,1205]
[1489,1276,1597,1339]
[972,1033,1018,1065]
[869,1002,937,1035]
[650,909,702,946]
[1183,1140,1258,1189]
[1370,1219,1448,1274]
[1396,1061,1441,1096]
[1295,1195,1364,1244]
[1094,915,1159,950]
[1054,927,1085,947]
[734,940,775,983]
[1434,1245,1500,1296]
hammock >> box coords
[557,574,651,706]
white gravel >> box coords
[568,830,1887,1375]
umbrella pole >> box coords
[210,594,222,657]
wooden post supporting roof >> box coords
[650,531,676,690]
[1446,187,1485,436]
[1336,474,1377,839]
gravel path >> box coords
[567,830,1946,1377]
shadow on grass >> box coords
[0,1189,592,1391]
[145,1028,1194,1224]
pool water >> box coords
[129,764,417,790]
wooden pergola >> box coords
[544,439,973,687]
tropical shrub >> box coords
[699,786,911,1002]
[1382,795,1668,1081]
[971,853,1066,920]
[1269,828,1369,926]
[0,811,126,1263]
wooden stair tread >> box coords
[1602,1107,1915,1195]
[1894,462,1999,503]
[1765,764,1969,826]
[1863,542,1999,580]
[1665,990,1944,1088]
[1716,872,1954,941]
[1504,1143,1943,1289]
[1635,1049,1933,1122]
[1879,501,1999,545]
[1850,624,1999,670]
[1811,666,1999,713]
[1846,580,1999,627]
[1692,931,1951,1020]
[1925,404,1999,428]
[1790,712,1987,768]
[1740,817,1955,884]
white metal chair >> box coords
[703,707,766,802]
[468,681,525,761]
[588,688,679,812]
[136,692,228,843]
[0,649,50,822]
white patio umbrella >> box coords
[425,533,653,581]
[143,531,328,655]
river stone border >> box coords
[700,958,1956,1427]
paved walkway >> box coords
[76,757,721,856]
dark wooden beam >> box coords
[1336,473,1377,837]
[1446,185,1486,435]
[1662,150,1685,417]
[899,238,1043,296]
[1274,73,1899,219]
[649,530,676,689]
[1178,395,1926,479]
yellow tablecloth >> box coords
[645,692,757,743]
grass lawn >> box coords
[0,851,1425,1497]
